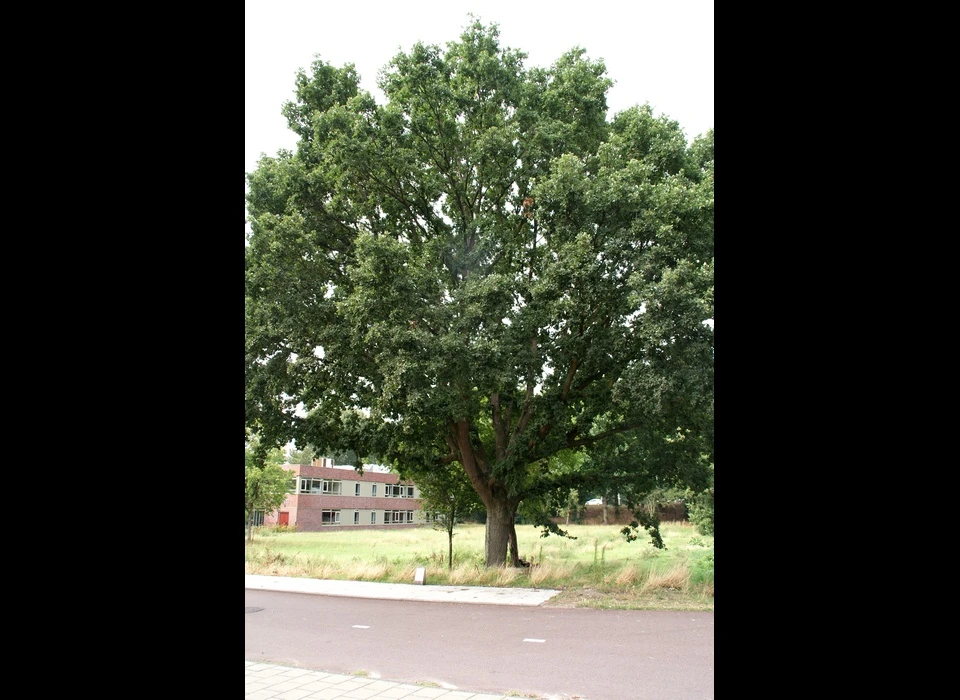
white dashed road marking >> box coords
[352,625,370,628]
[523,638,546,643]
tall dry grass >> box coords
[244,521,713,611]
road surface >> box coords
[245,589,713,700]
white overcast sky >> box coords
[245,0,714,177]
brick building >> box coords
[260,458,423,531]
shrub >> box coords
[685,488,714,536]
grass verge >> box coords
[245,521,713,612]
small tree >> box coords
[414,463,483,569]
[245,463,291,541]
[562,489,583,525]
[245,435,289,541]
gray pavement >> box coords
[245,575,564,700]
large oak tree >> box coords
[245,19,714,567]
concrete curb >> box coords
[245,574,561,606]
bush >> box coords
[685,488,714,536]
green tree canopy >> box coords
[285,444,317,465]
[245,18,713,566]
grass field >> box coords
[244,521,714,611]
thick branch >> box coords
[491,393,508,459]
[561,357,579,400]
[566,421,645,449]
[455,420,493,505]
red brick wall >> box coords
[260,463,423,531]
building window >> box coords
[288,478,298,493]
[406,511,414,523]
[354,510,359,525]
[371,484,377,496]
[370,512,376,524]
[384,510,412,524]
[407,486,414,498]
[299,478,341,495]
[321,510,340,525]
[355,483,361,496]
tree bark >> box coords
[484,498,520,567]
[507,524,522,566]
[452,419,523,567]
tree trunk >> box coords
[508,525,522,566]
[447,512,454,570]
[246,509,254,542]
[485,498,521,567]
[602,496,608,525]
[452,419,522,567]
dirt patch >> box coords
[543,585,713,611]
[543,587,605,608]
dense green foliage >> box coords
[245,19,713,566]
[285,445,316,465]
[685,480,714,536]
[244,436,290,541]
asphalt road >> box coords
[244,589,714,700]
